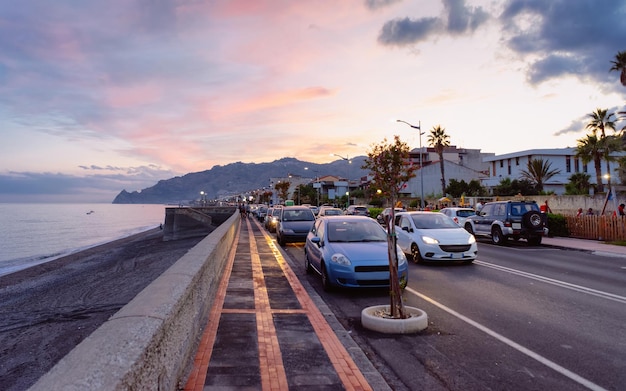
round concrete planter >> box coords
[361,305,428,334]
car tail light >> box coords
[504,220,512,227]
[453,217,459,224]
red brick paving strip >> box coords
[252,219,373,391]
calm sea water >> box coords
[0,203,167,277]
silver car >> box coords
[394,211,477,264]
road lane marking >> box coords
[475,260,626,304]
[406,287,609,391]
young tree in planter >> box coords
[363,135,417,318]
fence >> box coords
[565,215,626,241]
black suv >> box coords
[464,201,548,245]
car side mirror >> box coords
[311,237,322,247]
[402,226,410,232]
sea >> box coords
[0,203,167,277]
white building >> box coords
[481,148,622,194]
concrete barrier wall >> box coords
[30,211,240,391]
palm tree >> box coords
[585,108,622,190]
[575,134,604,193]
[427,125,451,195]
[519,158,561,192]
[610,50,626,87]
[565,172,591,195]
[586,108,616,138]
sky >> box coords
[1,0,625,203]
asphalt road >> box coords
[281,240,626,391]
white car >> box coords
[439,207,476,227]
[394,211,477,264]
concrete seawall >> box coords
[30,211,240,391]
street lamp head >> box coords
[396,119,420,130]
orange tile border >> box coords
[246,218,290,391]
[253,218,374,391]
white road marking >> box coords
[475,260,626,304]
[406,287,609,391]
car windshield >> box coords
[411,214,460,229]
[327,220,386,242]
[456,210,476,217]
[282,210,315,221]
[324,209,343,215]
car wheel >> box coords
[304,252,313,274]
[410,243,423,263]
[528,236,542,245]
[321,263,333,291]
[491,227,506,245]
[464,223,474,235]
[523,211,543,228]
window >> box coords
[575,158,580,172]
[500,160,503,168]
[566,156,571,173]
[583,163,588,173]
[516,157,520,166]
[507,159,511,175]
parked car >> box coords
[345,205,369,216]
[309,206,319,216]
[394,211,478,263]
[464,200,547,245]
[264,207,281,232]
[256,205,268,222]
[318,207,344,217]
[304,215,408,290]
[439,207,476,227]
[275,206,316,246]
[376,207,406,225]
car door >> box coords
[473,204,495,235]
[305,219,325,271]
[394,214,414,254]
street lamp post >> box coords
[305,167,321,206]
[397,119,425,209]
[200,191,206,206]
[331,153,351,208]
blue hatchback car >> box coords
[304,215,408,290]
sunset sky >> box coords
[1,0,625,202]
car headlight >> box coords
[421,235,439,244]
[330,253,351,266]
[396,245,407,266]
[282,228,295,234]
[468,235,476,244]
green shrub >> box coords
[547,213,569,237]
[369,207,384,219]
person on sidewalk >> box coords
[540,200,552,214]
[619,203,625,216]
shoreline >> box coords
[0,228,207,391]
[0,226,163,278]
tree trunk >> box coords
[594,157,604,193]
[439,154,446,196]
[387,198,405,319]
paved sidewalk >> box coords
[183,217,388,391]
[542,236,626,257]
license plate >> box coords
[512,223,521,229]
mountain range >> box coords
[112,157,369,204]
